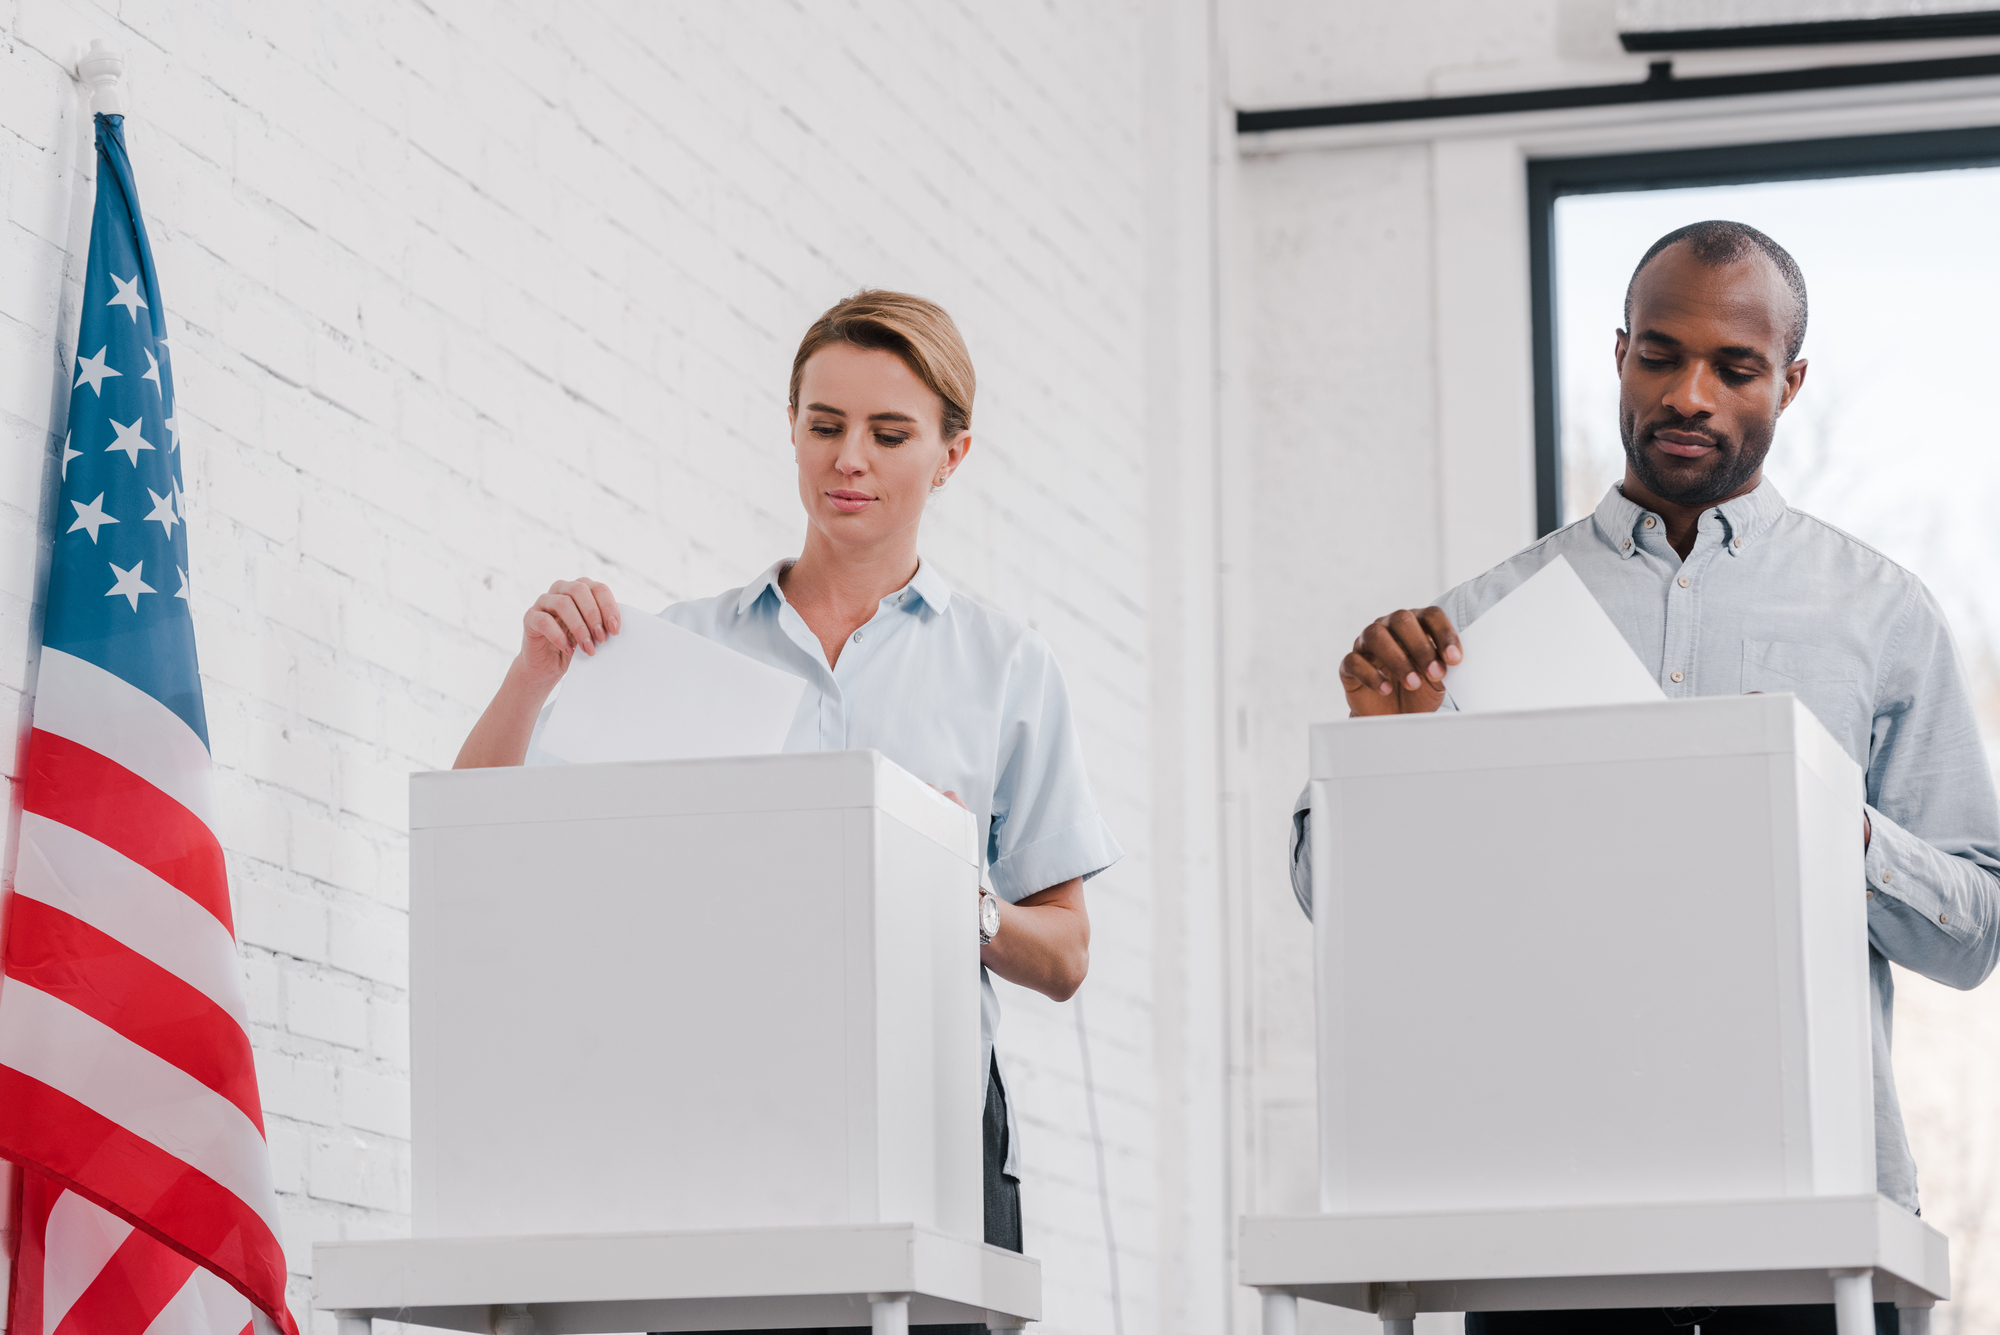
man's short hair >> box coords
[1623,220,1809,363]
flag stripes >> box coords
[0,1072,288,1322]
[32,647,220,826]
[49,1217,200,1335]
[14,813,249,1027]
[15,1173,257,1335]
[35,1177,122,1331]
[0,987,279,1230]
[3,896,265,1130]
[24,729,233,932]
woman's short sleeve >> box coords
[984,638,1123,902]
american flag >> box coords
[0,113,293,1335]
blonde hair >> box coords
[789,290,975,440]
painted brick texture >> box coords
[0,4,1157,1332]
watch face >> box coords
[979,893,1001,938]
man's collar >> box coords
[1712,479,1787,550]
[1593,478,1788,559]
[733,557,953,615]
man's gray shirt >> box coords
[1290,481,2000,1211]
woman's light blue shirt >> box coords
[531,557,1122,1174]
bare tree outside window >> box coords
[1556,167,2000,1335]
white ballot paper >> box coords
[1444,555,1667,714]
[537,613,808,764]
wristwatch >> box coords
[978,888,1001,945]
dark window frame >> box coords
[1527,125,2000,536]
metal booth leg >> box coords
[1831,1269,1876,1335]
[1378,1281,1417,1335]
[1259,1288,1299,1335]
[869,1291,912,1335]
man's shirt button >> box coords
[1883,870,1893,882]
[1677,576,1690,588]
[1671,670,1684,683]
[1940,913,1950,924]
[1643,516,1657,528]
[1867,889,1875,899]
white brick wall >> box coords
[0,4,1225,1332]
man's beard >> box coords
[1619,409,1774,507]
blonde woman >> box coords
[457,291,1120,1330]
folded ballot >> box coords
[537,613,808,764]
[1443,555,1665,714]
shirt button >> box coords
[1643,516,1657,529]
[1671,670,1684,683]
[1677,576,1690,588]
[1941,913,1951,924]
[1732,538,1743,549]
[1882,870,1893,882]
[1866,889,1875,899]
[1622,538,1632,550]
[852,631,864,642]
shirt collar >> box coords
[1592,479,1788,559]
[732,558,954,615]
[734,559,792,615]
[904,559,953,613]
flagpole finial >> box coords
[78,39,127,116]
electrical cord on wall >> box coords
[1073,994,1127,1335]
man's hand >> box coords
[1339,607,1462,717]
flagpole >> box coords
[77,39,128,115]
[0,46,123,1333]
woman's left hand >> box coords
[939,792,1090,1001]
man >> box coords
[1291,221,2000,1334]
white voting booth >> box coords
[314,750,1041,1334]
[1242,695,1951,1335]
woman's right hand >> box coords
[456,577,625,769]
[519,578,623,688]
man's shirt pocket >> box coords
[1740,639,1870,762]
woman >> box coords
[456,290,1120,1329]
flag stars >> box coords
[107,273,148,322]
[175,566,191,600]
[163,411,179,450]
[73,347,120,396]
[144,488,180,537]
[62,433,80,480]
[106,418,155,466]
[142,347,163,394]
[68,493,119,543]
[105,560,155,611]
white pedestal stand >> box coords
[314,1223,1039,1333]
[1242,1196,1947,1335]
